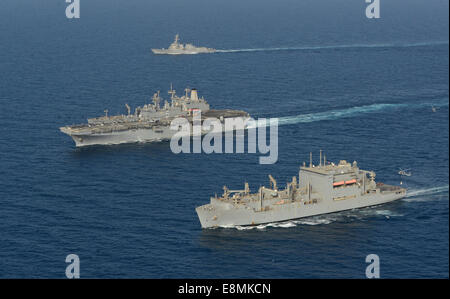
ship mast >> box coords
[152,91,161,109]
[184,88,191,99]
[168,83,176,100]
[320,149,322,167]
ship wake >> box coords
[223,208,405,230]
[403,185,449,202]
[215,41,448,54]
[245,98,449,128]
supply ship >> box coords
[196,151,406,228]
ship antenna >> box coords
[184,87,191,98]
[320,149,322,167]
[168,83,176,100]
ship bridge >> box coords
[298,151,376,201]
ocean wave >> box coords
[374,210,404,217]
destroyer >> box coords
[60,86,249,147]
[152,34,216,55]
[196,151,406,228]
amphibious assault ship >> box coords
[152,34,216,55]
[60,86,249,147]
[196,151,407,228]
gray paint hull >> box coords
[196,190,405,228]
[68,127,176,147]
[65,120,248,147]
[152,49,216,55]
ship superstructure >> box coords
[60,86,249,147]
[196,151,406,228]
[152,34,216,55]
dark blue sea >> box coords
[0,0,448,278]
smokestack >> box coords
[190,89,198,101]
[310,152,312,167]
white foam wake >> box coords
[231,218,332,230]
[215,41,449,54]
[403,185,449,202]
[245,98,448,129]
[276,103,404,126]
[222,207,407,230]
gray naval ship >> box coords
[196,151,407,228]
[152,34,216,55]
[60,86,249,147]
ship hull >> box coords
[63,126,177,147]
[196,188,406,228]
[61,115,251,147]
[152,49,216,55]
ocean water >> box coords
[0,0,448,278]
